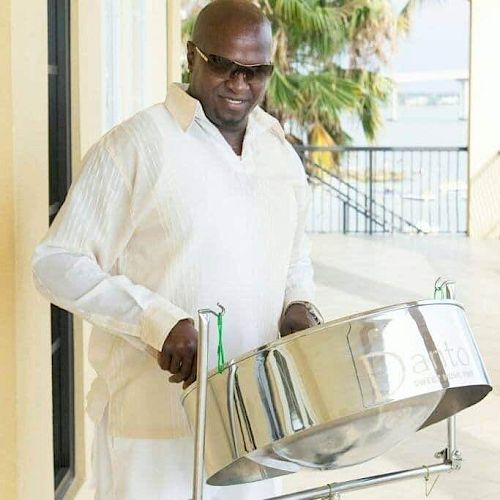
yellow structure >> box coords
[468,0,500,238]
[0,1,498,499]
[1,0,52,498]
[1,1,176,499]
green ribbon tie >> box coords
[217,312,225,374]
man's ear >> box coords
[186,41,195,72]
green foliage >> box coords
[182,0,414,144]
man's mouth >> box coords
[220,96,247,106]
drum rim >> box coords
[182,299,464,400]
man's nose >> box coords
[226,70,250,92]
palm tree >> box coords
[182,0,416,162]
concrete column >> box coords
[167,0,182,85]
[459,79,469,121]
[0,0,18,496]
[1,0,54,498]
[468,0,500,238]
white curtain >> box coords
[102,0,166,132]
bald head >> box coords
[186,0,274,142]
[192,0,272,58]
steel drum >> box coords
[182,300,491,486]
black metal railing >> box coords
[295,146,468,234]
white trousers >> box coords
[91,409,281,499]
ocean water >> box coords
[343,104,468,148]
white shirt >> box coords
[32,83,315,438]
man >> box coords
[32,0,319,498]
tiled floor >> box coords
[281,234,500,500]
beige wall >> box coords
[66,3,102,497]
[0,0,18,496]
[1,0,174,497]
[468,0,500,238]
[167,0,182,85]
[1,0,54,499]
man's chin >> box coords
[214,111,250,130]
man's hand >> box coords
[158,318,198,389]
[279,303,317,337]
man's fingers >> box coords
[280,317,296,337]
[183,354,197,389]
[182,378,195,390]
[182,372,195,389]
[289,321,309,334]
[179,352,193,381]
[158,351,172,371]
[170,355,182,374]
[169,372,184,383]
[283,314,315,336]
[169,349,195,383]
[279,320,291,336]
[171,352,197,386]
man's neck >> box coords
[185,86,247,155]
[219,127,246,156]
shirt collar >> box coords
[247,106,286,143]
[164,83,200,132]
[164,83,286,143]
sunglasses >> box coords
[193,44,273,82]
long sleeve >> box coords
[282,157,316,311]
[31,137,191,352]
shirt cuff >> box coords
[139,297,193,352]
[283,288,315,311]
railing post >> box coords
[369,149,374,235]
[343,201,348,234]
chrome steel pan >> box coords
[182,300,491,486]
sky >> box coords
[389,0,469,74]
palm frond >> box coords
[268,0,348,54]
[182,13,197,42]
[349,70,393,141]
[265,68,303,120]
[397,0,418,34]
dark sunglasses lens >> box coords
[206,53,273,80]
[254,64,274,78]
[233,64,274,81]
[207,54,234,73]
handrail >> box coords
[306,168,388,232]
[295,145,468,152]
[294,145,468,234]
[302,157,425,234]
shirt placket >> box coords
[196,116,258,174]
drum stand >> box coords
[191,305,224,500]
[191,279,462,500]
[270,427,461,499]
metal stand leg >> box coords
[192,305,225,500]
[434,279,462,469]
[442,279,462,470]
